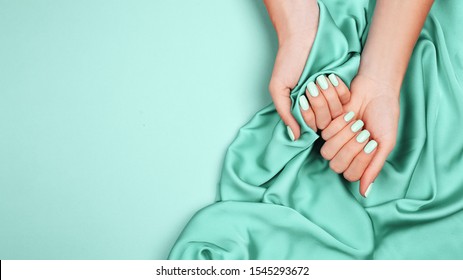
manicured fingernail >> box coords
[316,75,329,90]
[299,95,310,111]
[356,130,370,143]
[364,140,378,154]
[351,120,364,132]
[286,125,295,141]
[307,82,319,97]
[365,183,374,198]
[344,111,355,122]
[328,74,339,87]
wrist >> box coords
[353,71,401,102]
[278,28,317,52]
[265,0,319,47]
[358,55,404,94]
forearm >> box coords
[263,0,319,47]
[359,0,434,93]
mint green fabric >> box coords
[168,0,463,259]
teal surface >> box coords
[168,0,463,259]
[0,0,276,259]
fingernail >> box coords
[299,95,310,111]
[316,75,329,90]
[356,130,370,143]
[351,120,364,132]
[307,82,319,97]
[286,125,295,141]
[343,111,355,122]
[328,74,339,87]
[365,182,374,198]
[364,140,378,154]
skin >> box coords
[264,0,434,197]
[264,0,321,135]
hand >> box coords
[321,74,400,197]
[264,0,320,140]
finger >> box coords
[343,140,378,182]
[298,95,317,132]
[320,119,364,160]
[321,111,356,140]
[328,74,351,105]
[306,81,331,130]
[329,129,371,174]
[269,83,300,141]
[359,141,394,197]
[316,75,343,118]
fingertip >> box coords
[299,95,310,111]
[359,177,371,197]
[365,182,374,198]
[275,103,301,141]
[360,144,390,195]
[328,73,340,87]
[360,165,379,197]
[286,122,300,141]
[292,124,301,140]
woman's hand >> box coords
[264,0,320,140]
[321,74,400,197]
[321,0,433,197]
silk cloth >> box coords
[168,0,463,259]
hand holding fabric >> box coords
[320,74,400,197]
[264,0,320,139]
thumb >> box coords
[270,85,300,141]
[359,143,393,197]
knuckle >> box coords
[323,92,336,103]
[302,112,314,123]
[343,172,360,182]
[332,108,343,118]
[318,123,328,130]
[318,118,331,130]
[320,146,331,160]
[343,144,356,155]
[338,90,348,99]
[321,130,329,140]
[309,99,321,109]
[338,91,350,103]
[329,160,343,174]
[275,107,289,120]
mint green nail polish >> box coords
[365,183,374,198]
[344,111,355,122]
[299,95,310,111]
[351,120,364,132]
[307,82,319,97]
[364,140,378,154]
[286,126,295,141]
[356,130,370,143]
[316,75,329,90]
[328,74,339,87]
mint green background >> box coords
[0,0,276,259]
